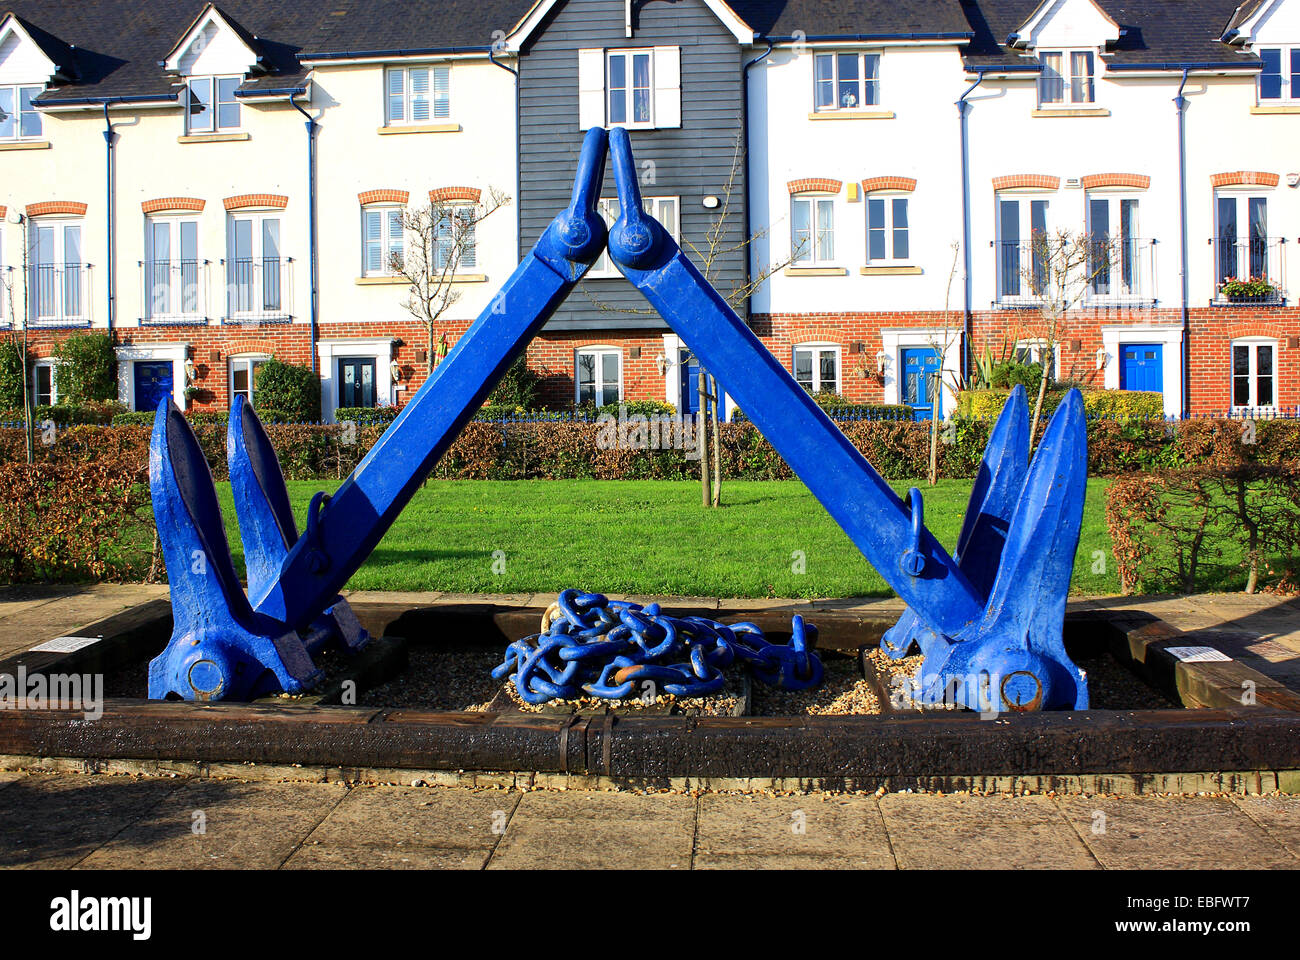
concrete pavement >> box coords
[0,771,1296,869]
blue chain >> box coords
[492,589,825,705]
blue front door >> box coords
[134,361,173,413]
[900,348,942,420]
[1120,343,1163,393]
[680,349,702,415]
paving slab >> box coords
[0,585,170,660]
[1229,795,1300,860]
[1057,795,1298,869]
[284,784,518,870]
[78,778,347,870]
[695,794,895,869]
[488,790,695,869]
[879,794,1098,870]
[0,773,181,869]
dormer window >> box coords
[0,85,42,139]
[186,76,241,134]
[1039,51,1094,106]
[1259,47,1300,102]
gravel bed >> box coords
[1075,654,1180,710]
[495,668,747,716]
[360,643,502,711]
[750,653,880,715]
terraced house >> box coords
[1,0,1297,421]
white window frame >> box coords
[361,205,405,277]
[1257,46,1300,103]
[575,346,623,407]
[229,354,270,409]
[185,75,242,134]
[225,212,284,318]
[865,194,910,264]
[432,204,477,273]
[0,84,43,140]
[793,343,842,396]
[812,51,881,112]
[791,194,836,265]
[144,215,202,320]
[384,65,451,126]
[605,48,654,128]
[1230,338,1278,412]
[29,217,87,323]
[588,196,680,278]
[1038,50,1096,106]
[32,358,57,406]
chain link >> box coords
[492,590,824,705]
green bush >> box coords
[487,356,542,411]
[958,388,1163,422]
[597,399,678,417]
[336,406,399,426]
[735,394,912,422]
[186,408,230,426]
[52,332,117,404]
[0,340,25,410]
[252,358,320,422]
[2,401,124,426]
[112,411,154,426]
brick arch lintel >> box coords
[359,189,410,206]
[429,186,482,204]
[1211,171,1280,189]
[787,178,842,195]
[223,194,289,212]
[860,176,917,193]
[1079,173,1151,191]
[992,174,1060,192]
[27,201,88,217]
[142,197,206,214]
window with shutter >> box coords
[385,65,451,126]
[361,206,404,277]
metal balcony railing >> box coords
[30,264,92,326]
[1211,236,1287,306]
[222,257,293,323]
[994,238,1158,308]
[1085,237,1157,307]
[140,259,209,324]
[993,240,1054,308]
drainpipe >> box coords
[290,90,319,373]
[1175,68,1191,418]
[957,72,985,382]
[741,39,774,315]
[102,102,116,339]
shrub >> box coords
[336,405,399,426]
[52,332,117,404]
[958,388,1163,422]
[487,356,542,411]
[252,358,320,422]
[1107,465,1300,595]
[597,399,678,417]
[0,339,25,410]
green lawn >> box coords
[214,478,1121,599]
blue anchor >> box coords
[147,126,1090,710]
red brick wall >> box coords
[19,303,1299,415]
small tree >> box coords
[1020,229,1117,439]
[579,128,797,508]
[0,335,24,411]
[392,190,511,377]
[253,357,321,422]
[52,331,117,404]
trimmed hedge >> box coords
[4,416,1297,486]
[336,406,400,426]
[958,388,1164,421]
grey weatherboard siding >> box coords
[518,0,748,330]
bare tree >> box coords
[579,128,797,508]
[1020,229,1117,439]
[392,190,510,375]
